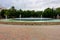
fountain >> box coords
[19,14,21,20]
[57,14,59,19]
[19,14,21,18]
[13,14,52,21]
[40,15,43,20]
[41,15,43,18]
[5,15,8,20]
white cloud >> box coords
[0,0,60,10]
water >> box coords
[1,18,60,22]
[41,15,42,18]
[13,18,52,21]
[19,15,21,18]
[1,14,59,22]
[5,15,8,20]
[19,14,21,21]
[9,19,60,22]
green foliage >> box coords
[56,7,60,15]
[22,10,32,17]
[36,11,43,17]
[43,8,56,18]
[1,9,7,18]
[0,6,60,18]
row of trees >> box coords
[0,6,60,19]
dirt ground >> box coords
[0,24,60,40]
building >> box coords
[0,8,3,11]
[0,5,5,12]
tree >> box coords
[43,8,55,18]
[31,10,36,17]
[1,9,7,18]
[56,7,60,15]
[9,6,17,18]
[4,10,10,19]
[35,11,43,17]
[0,6,60,19]
[25,10,31,17]
[0,11,1,18]
[18,9,23,18]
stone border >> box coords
[0,21,60,25]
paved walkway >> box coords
[0,24,60,40]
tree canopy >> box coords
[0,6,60,19]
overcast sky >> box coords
[0,0,60,10]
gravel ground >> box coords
[0,24,60,40]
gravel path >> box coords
[0,24,60,40]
